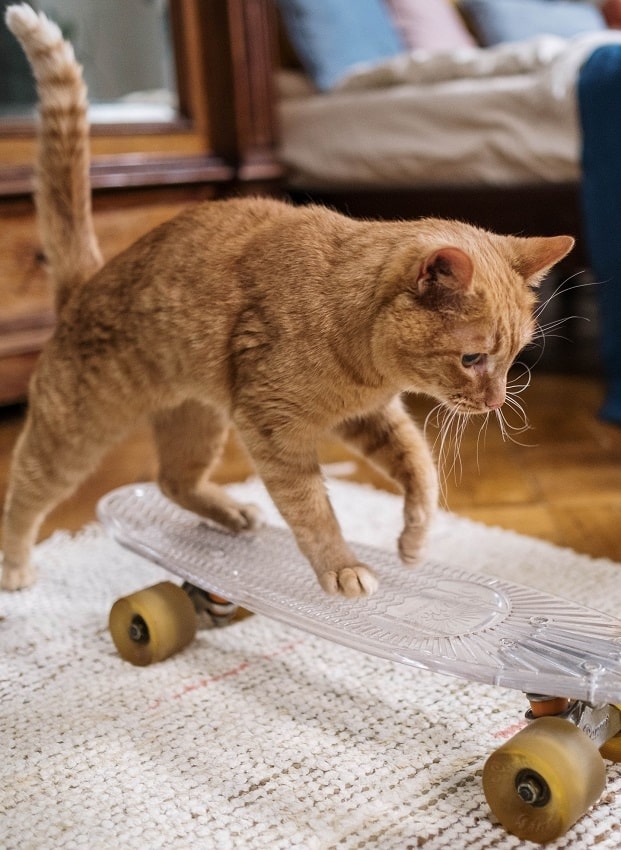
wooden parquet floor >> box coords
[1,372,621,564]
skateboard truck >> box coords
[182,581,238,628]
[526,693,621,749]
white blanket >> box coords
[278,32,621,189]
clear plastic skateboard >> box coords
[98,483,621,843]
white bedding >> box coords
[278,32,621,190]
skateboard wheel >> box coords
[109,581,197,666]
[482,716,606,842]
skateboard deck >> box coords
[98,483,621,704]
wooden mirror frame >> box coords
[0,0,282,197]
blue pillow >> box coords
[277,0,404,91]
[460,0,606,46]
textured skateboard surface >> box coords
[98,483,621,703]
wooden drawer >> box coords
[0,188,217,404]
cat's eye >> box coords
[461,353,484,367]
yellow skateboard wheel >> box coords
[109,581,197,666]
[482,716,606,842]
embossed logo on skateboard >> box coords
[374,579,510,639]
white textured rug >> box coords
[1,478,620,850]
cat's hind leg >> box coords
[2,402,125,590]
[151,400,262,532]
[335,398,438,564]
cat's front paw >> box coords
[1,559,38,591]
[208,498,263,534]
[318,563,378,598]
[225,502,263,533]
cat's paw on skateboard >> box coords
[318,562,378,597]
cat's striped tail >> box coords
[5,4,103,309]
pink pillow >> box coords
[385,0,476,51]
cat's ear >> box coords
[510,235,575,285]
[416,247,473,299]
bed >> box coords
[273,0,621,424]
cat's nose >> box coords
[485,388,505,410]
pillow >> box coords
[276,0,404,91]
[385,0,476,51]
[459,0,606,45]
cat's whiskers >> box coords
[506,360,532,398]
[533,271,597,322]
[475,412,492,472]
[501,398,530,433]
[529,273,600,365]
[531,315,582,353]
[532,316,576,343]
[424,403,450,501]
[494,365,537,447]
[448,408,469,482]
[424,401,472,504]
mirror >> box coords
[0,0,177,124]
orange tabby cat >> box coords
[2,5,573,597]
